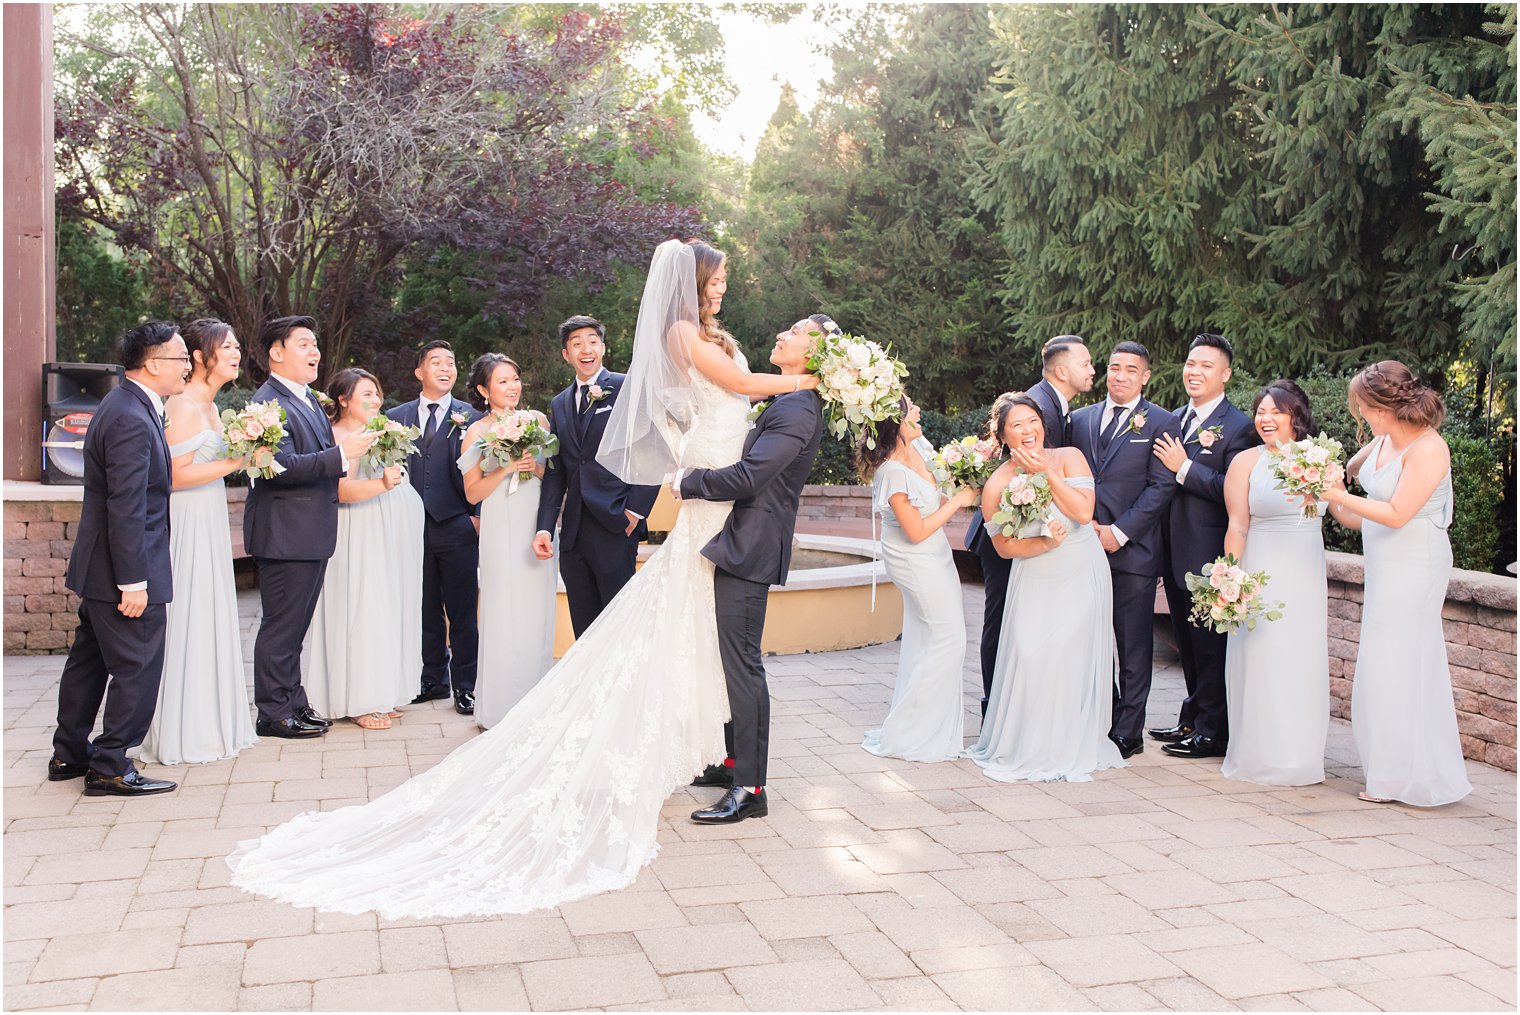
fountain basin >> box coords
[552,533,903,657]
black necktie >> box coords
[422,402,439,443]
[1181,407,1197,439]
[577,384,589,416]
[1099,406,1128,451]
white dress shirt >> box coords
[1098,396,1141,548]
[1175,391,1227,486]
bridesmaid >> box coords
[1219,380,1329,786]
[1324,361,1472,806]
[303,369,423,730]
[855,396,978,762]
[459,354,557,730]
[967,392,1125,782]
[139,319,261,765]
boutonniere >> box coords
[313,390,334,410]
[448,410,470,436]
[1127,410,1148,435]
[587,383,611,405]
[747,399,771,424]
[1190,424,1223,449]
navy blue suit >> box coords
[682,389,825,786]
[964,377,1071,714]
[1161,397,1259,741]
[535,369,661,637]
[1071,398,1179,742]
[54,381,174,778]
[388,397,479,694]
[244,376,346,723]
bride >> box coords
[226,240,820,919]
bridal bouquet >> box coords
[1184,555,1284,633]
[1269,433,1345,518]
[806,330,908,449]
[986,470,1052,537]
[929,435,1002,496]
[359,415,421,472]
[474,409,558,478]
[221,400,287,481]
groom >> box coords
[676,316,828,824]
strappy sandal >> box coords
[385,711,403,719]
[1358,791,1393,804]
[351,712,392,730]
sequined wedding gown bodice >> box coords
[228,358,751,918]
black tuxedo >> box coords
[964,377,1071,713]
[244,376,346,723]
[682,390,825,787]
[54,381,174,778]
[388,397,479,694]
[536,369,661,636]
[1161,397,1260,741]
[1071,398,1179,741]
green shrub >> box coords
[1446,432,1502,573]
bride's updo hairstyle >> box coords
[853,394,912,481]
[325,367,381,423]
[1348,360,1445,438]
[987,390,1044,455]
[467,353,520,412]
[687,239,736,356]
[1252,379,1316,442]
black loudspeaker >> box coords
[41,362,125,485]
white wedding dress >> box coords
[227,361,750,919]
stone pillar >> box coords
[3,4,56,482]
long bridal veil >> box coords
[596,238,702,485]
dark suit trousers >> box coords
[53,598,167,778]
[420,515,480,692]
[714,567,771,787]
[559,538,638,638]
[1162,569,1229,740]
[975,536,1012,715]
[1109,571,1158,742]
[253,558,325,722]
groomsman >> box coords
[1071,342,1179,759]
[965,335,1093,716]
[533,316,661,636]
[50,322,187,796]
[387,341,480,715]
[1150,333,1259,758]
[245,315,376,738]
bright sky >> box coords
[688,9,833,162]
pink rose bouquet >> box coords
[929,435,1002,497]
[474,409,558,478]
[220,400,287,481]
[986,470,1053,538]
[360,414,421,471]
[1183,554,1284,633]
[1269,433,1345,518]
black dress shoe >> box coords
[1161,734,1226,759]
[454,690,475,715]
[47,757,88,781]
[411,683,450,705]
[691,786,767,824]
[294,706,332,729]
[1147,723,1193,743]
[691,763,734,788]
[84,770,177,797]
[256,717,326,739]
[1110,735,1144,759]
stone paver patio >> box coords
[4,587,1515,1011]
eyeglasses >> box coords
[152,356,194,366]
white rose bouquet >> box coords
[359,415,422,471]
[805,330,908,448]
[1183,554,1284,633]
[1269,433,1345,519]
[929,435,1002,496]
[221,400,287,481]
